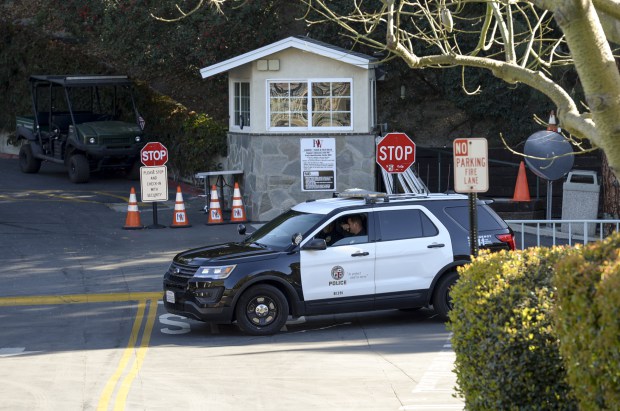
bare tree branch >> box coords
[301,0,620,176]
[151,0,226,22]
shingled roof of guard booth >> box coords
[199,35,379,78]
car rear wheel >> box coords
[433,271,458,321]
[235,285,289,336]
[19,143,41,173]
[68,154,90,183]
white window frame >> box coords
[266,78,354,132]
[231,80,250,131]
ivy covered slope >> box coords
[1,0,560,154]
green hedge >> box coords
[554,233,620,411]
[133,84,227,179]
[450,248,578,410]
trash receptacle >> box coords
[561,170,600,236]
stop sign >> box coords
[376,132,416,173]
[140,142,168,167]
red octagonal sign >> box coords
[140,142,168,167]
[376,132,416,173]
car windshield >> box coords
[242,209,324,250]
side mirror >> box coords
[302,238,327,251]
[237,224,246,235]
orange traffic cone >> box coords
[207,185,224,225]
[170,186,191,228]
[230,182,247,223]
[547,110,559,132]
[512,161,531,202]
[123,187,144,229]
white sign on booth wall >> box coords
[140,166,169,202]
[300,138,336,191]
[453,138,489,193]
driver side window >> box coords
[328,213,369,246]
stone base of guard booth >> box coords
[225,132,378,222]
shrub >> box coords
[554,233,620,411]
[449,247,578,410]
[133,84,227,180]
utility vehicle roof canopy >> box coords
[29,75,133,87]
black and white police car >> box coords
[163,190,515,335]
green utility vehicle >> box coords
[16,75,146,183]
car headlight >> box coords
[135,136,141,142]
[88,137,96,144]
[193,265,236,279]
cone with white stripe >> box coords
[207,185,224,225]
[547,110,559,132]
[230,182,247,223]
[123,187,144,229]
[170,186,191,228]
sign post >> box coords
[140,142,169,229]
[453,138,489,257]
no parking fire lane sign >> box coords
[453,138,489,193]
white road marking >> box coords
[0,347,42,357]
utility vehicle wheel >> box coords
[433,271,458,321]
[19,143,41,173]
[68,154,90,183]
[235,285,289,336]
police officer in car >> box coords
[318,221,343,246]
[341,214,366,237]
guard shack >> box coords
[199,36,379,221]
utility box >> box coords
[561,170,600,236]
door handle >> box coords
[427,243,445,248]
[351,251,370,257]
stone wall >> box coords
[227,133,377,221]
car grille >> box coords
[100,136,135,146]
[166,262,198,283]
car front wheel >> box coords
[433,271,458,321]
[235,285,289,336]
[68,154,90,183]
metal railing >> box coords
[505,219,620,250]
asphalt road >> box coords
[0,157,464,411]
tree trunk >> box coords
[602,153,620,220]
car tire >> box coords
[433,271,458,321]
[19,143,41,173]
[68,154,90,183]
[235,285,289,336]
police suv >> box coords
[163,190,515,335]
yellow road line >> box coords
[97,301,147,411]
[0,292,163,410]
[0,292,161,306]
[93,191,131,202]
[113,299,159,410]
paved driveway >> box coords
[0,157,464,410]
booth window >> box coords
[234,82,250,128]
[268,79,352,130]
